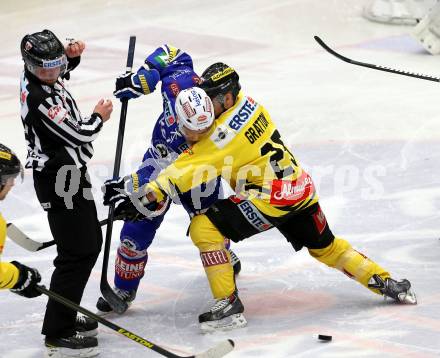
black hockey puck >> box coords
[318,334,332,341]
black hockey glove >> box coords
[114,197,160,222]
[10,261,42,298]
[113,67,159,100]
[102,177,130,206]
[113,72,143,99]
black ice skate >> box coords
[229,249,241,276]
[75,315,98,337]
[199,292,247,332]
[368,274,417,304]
[96,288,136,315]
[45,333,98,358]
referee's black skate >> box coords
[45,333,98,358]
[75,315,98,337]
[199,292,247,332]
[96,288,136,315]
[229,249,241,276]
[368,274,417,304]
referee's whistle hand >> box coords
[94,99,113,122]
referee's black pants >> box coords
[33,167,103,338]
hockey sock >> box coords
[190,214,235,299]
[308,237,391,295]
[114,247,148,292]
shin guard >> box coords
[309,237,391,294]
[190,215,235,299]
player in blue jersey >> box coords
[96,45,241,313]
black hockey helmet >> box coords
[0,143,23,188]
[200,62,241,99]
[20,29,67,77]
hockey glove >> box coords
[115,198,159,221]
[10,261,42,298]
[113,66,160,100]
[102,176,135,206]
[114,196,169,221]
[114,197,145,221]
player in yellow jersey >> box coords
[0,143,41,298]
[103,64,417,332]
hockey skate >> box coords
[75,315,98,337]
[229,249,241,276]
[199,292,247,332]
[45,333,98,358]
[96,288,136,315]
[368,274,417,304]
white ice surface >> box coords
[1,0,439,357]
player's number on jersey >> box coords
[260,130,297,179]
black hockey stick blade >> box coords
[7,218,119,252]
[314,35,440,83]
[36,285,234,358]
[100,35,137,314]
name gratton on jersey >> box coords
[149,92,318,219]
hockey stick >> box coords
[100,35,136,314]
[36,285,234,358]
[7,223,56,252]
[314,36,440,82]
[6,217,118,252]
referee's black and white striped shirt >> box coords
[19,62,103,175]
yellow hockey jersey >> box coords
[147,92,318,219]
[0,212,19,289]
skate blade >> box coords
[95,301,132,317]
[200,313,247,333]
[398,289,417,305]
[95,309,113,318]
[77,329,98,337]
[45,346,99,358]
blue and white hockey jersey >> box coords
[131,45,222,214]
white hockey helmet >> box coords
[175,87,215,132]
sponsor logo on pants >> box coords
[312,206,327,234]
[200,250,229,267]
[236,200,273,232]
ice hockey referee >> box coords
[19,29,112,357]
